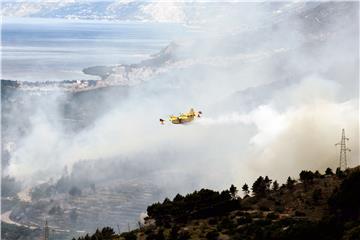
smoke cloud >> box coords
[5,2,359,198]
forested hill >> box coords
[75,166,360,240]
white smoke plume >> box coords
[5,2,359,198]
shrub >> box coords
[121,231,137,240]
[295,211,306,217]
[217,217,235,231]
[237,215,252,225]
[259,205,271,211]
[275,206,285,213]
[312,188,322,204]
[206,230,220,240]
[169,226,179,239]
[178,229,190,240]
[329,170,360,220]
[266,212,279,220]
[208,218,218,225]
[254,219,271,226]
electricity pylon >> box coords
[44,219,49,240]
[335,129,351,170]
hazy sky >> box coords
[5,2,359,198]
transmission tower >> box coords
[44,219,49,240]
[335,129,351,170]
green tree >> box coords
[264,176,273,192]
[286,177,295,190]
[300,170,314,183]
[252,176,266,197]
[229,184,238,199]
[101,227,115,238]
[299,170,314,191]
[242,183,250,196]
[314,170,321,178]
[272,180,279,191]
[173,193,184,202]
[325,167,334,175]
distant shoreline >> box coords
[2,17,182,83]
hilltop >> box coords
[74,166,360,240]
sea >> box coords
[1,17,190,82]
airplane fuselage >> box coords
[169,114,195,124]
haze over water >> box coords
[1,17,189,82]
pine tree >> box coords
[264,176,272,192]
[252,176,267,197]
[325,167,334,175]
[272,180,279,191]
[286,177,295,190]
[242,183,250,196]
[229,184,238,199]
[314,170,321,178]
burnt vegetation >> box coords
[75,167,360,240]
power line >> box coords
[335,129,351,170]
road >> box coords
[1,210,38,229]
[1,210,86,234]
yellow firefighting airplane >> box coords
[160,108,202,125]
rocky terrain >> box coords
[75,166,360,240]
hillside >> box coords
[2,2,358,239]
[74,166,360,240]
